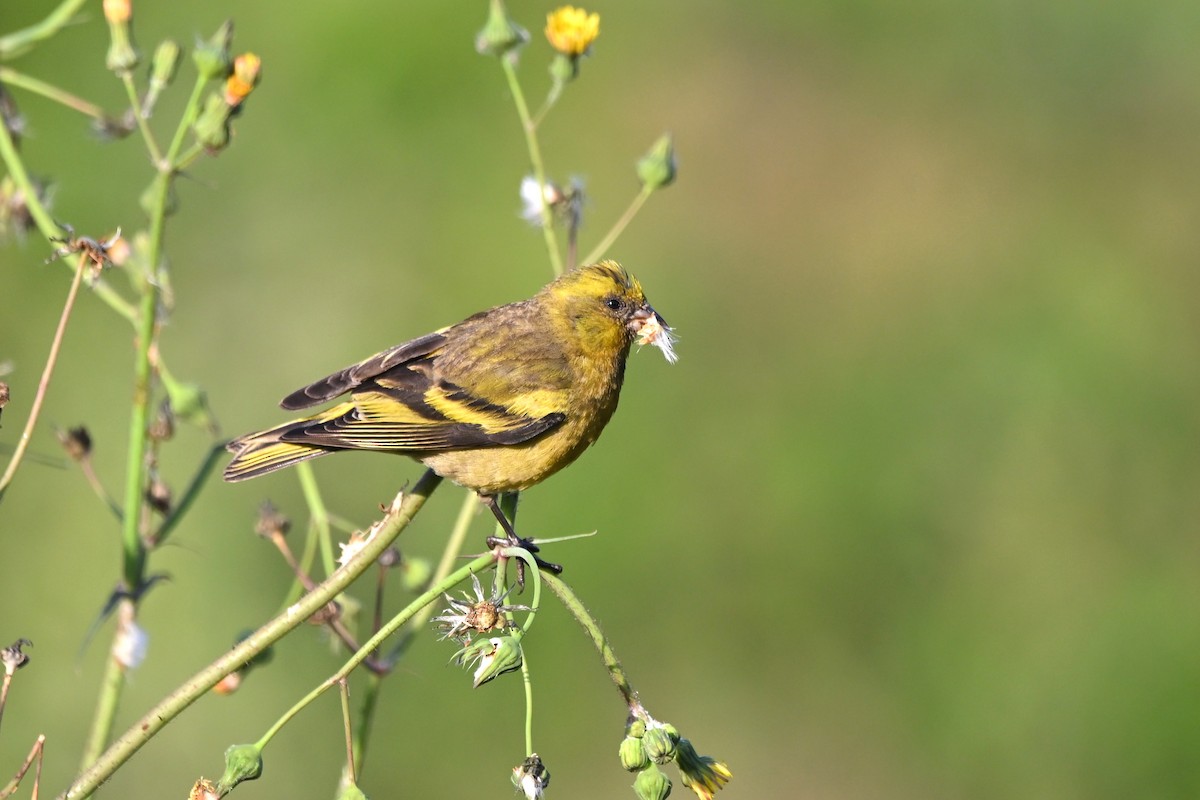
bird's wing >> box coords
[279,330,450,410]
[279,366,566,452]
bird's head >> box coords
[543,261,676,363]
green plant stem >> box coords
[531,79,563,129]
[165,74,207,168]
[0,252,86,501]
[119,72,162,166]
[582,183,654,266]
[0,71,136,323]
[0,92,61,239]
[338,679,356,785]
[521,654,534,756]
[77,607,131,773]
[256,550,495,751]
[296,461,337,576]
[96,73,211,763]
[347,672,382,780]
[500,58,563,277]
[542,572,639,709]
[0,0,88,59]
[382,488,478,664]
[61,471,444,800]
[0,67,105,121]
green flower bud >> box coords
[626,718,647,739]
[636,133,676,191]
[103,0,140,73]
[216,744,263,794]
[475,0,529,57]
[150,40,181,91]
[193,92,231,151]
[619,735,650,772]
[642,726,677,765]
[633,764,672,800]
[193,20,234,80]
[456,635,523,687]
[160,370,217,432]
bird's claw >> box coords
[487,533,564,589]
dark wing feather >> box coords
[280,405,565,452]
[280,330,449,410]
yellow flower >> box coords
[545,6,600,57]
[675,739,732,800]
[224,53,262,107]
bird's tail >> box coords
[224,418,330,482]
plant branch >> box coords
[582,183,654,266]
[542,571,639,709]
[60,470,444,800]
[0,0,88,59]
[256,550,494,751]
[0,67,106,121]
[500,57,563,276]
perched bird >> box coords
[224,261,675,570]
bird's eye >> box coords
[604,296,623,311]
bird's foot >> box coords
[486,533,563,589]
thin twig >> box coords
[0,252,87,500]
[0,734,46,800]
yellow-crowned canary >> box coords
[223,261,675,572]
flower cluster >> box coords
[619,717,732,800]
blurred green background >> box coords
[4,1,1200,797]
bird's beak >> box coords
[627,304,669,335]
[629,304,678,364]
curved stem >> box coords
[61,471,444,800]
[257,550,495,750]
[541,572,638,709]
[0,0,89,59]
[0,67,106,121]
[582,183,653,266]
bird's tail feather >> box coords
[224,424,329,482]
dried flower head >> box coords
[57,425,93,461]
[512,753,551,799]
[146,472,172,515]
[519,175,585,230]
[253,500,291,540]
[434,573,529,642]
[545,6,600,57]
[1,638,32,675]
[0,175,52,242]
[187,778,220,800]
